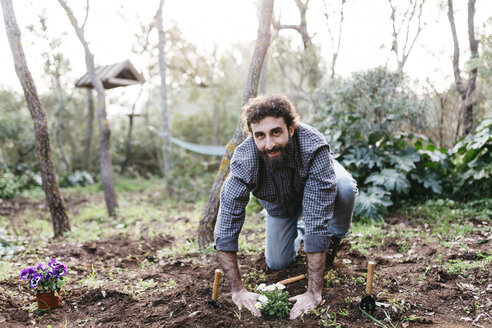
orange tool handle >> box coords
[366,261,375,296]
[278,274,305,285]
[212,269,221,301]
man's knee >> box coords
[265,256,293,271]
[337,175,358,206]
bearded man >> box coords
[214,94,358,319]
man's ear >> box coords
[289,125,295,137]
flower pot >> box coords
[36,291,60,310]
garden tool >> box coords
[208,269,221,308]
[278,274,305,285]
[359,261,376,313]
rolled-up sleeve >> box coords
[302,146,337,253]
[214,155,254,252]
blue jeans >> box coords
[264,160,358,270]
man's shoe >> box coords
[326,236,341,268]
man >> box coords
[214,94,358,319]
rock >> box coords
[189,311,201,318]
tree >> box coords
[58,0,118,216]
[156,0,171,177]
[447,0,479,137]
[82,89,95,172]
[198,0,274,247]
[322,0,347,78]
[27,11,72,178]
[273,0,322,90]
[1,0,71,236]
[388,0,426,73]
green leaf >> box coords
[410,170,442,194]
[365,169,410,194]
[389,148,420,172]
[355,187,392,221]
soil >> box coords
[0,195,491,327]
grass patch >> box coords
[443,251,492,277]
[350,221,387,255]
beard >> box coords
[260,135,293,170]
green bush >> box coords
[449,116,492,198]
[310,67,445,220]
[0,172,39,199]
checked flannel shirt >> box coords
[214,122,337,253]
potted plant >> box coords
[20,259,68,310]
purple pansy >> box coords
[20,267,34,280]
[48,259,62,270]
[35,263,47,271]
[54,264,67,277]
[29,274,42,288]
[20,259,68,292]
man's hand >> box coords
[218,251,262,317]
[232,289,261,317]
[289,251,325,320]
[288,291,322,319]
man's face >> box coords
[250,116,294,169]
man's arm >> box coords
[218,251,261,317]
[288,251,325,319]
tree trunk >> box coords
[447,0,478,137]
[198,0,274,247]
[83,89,94,172]
[122,86,143,174]
[2,0,71,237]
[211,73,220,145]
[59,0,118,217]
[260,58,268,94]
[53,69,71,178]
[156,0,171,176]
[143,88,164,176]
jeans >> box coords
[264,160,358,270]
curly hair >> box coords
[241,94,300,134]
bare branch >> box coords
[81,0,89,29]
[447,0,465,94]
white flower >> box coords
[256,283,266,291]
[255,302,262,309]
[258,295,268,303]
[275,283,285,290]
[266,284,275,291]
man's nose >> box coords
[265,136,275,150]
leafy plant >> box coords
[20,259,67,295]
[449,116,492,198]
[310,67,450,220]
[255,283,290,318]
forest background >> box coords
[0,0,491,327]
[1,0,490,221]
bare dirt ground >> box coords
[0,194,491,327]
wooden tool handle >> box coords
[366,261,375,296]
[278,274,305,285]
[212,269,221,301]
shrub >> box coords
[449,116,492,198]
[310,68,446,220]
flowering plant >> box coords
[255,282,291,318]
[20,259,68,295]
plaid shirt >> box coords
[214,122,337,253]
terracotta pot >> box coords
[36,291,60,310]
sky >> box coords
[0,0,491,101]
